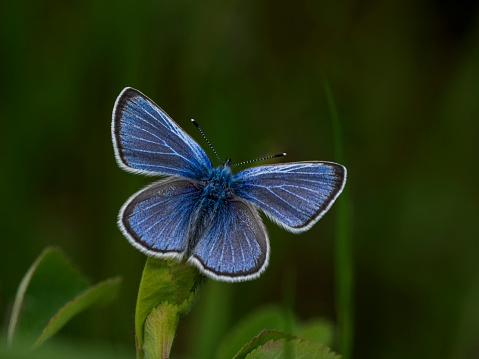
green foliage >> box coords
[296,319,334,347]
[233,330,340,359]
[217,306,334,359]
[217,306,287,359]
[34,278,121,348]
[135,257,204,358]
[0,340,133,359]
[143,304,179,359]
[7,247,121,349]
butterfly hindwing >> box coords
[119,177,203,257]
[233,161,346,233]
[112,87,212,179]
[190,197,269,282]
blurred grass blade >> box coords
[7,247,121,348]
[233,330,340,359]
[135,257,204,358]
[192,280,232,359]
[324,80,354,359]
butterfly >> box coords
[112,87,347,282]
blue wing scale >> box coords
[112,87,212,179]
[190,197,269,281]
[233,161,346,233]
[119,177,202,256]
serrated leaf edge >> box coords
[234,330,341,359]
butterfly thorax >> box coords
[202,162,234,203]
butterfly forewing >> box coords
[233,161,346,233]
[119,177,203,256]
[112,88,212,179]
[190,197,269,281]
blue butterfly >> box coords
[112,87,347,282]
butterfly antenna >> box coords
[191,119,221,162]
[232,153,286,167]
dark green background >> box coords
[1,1,478,358]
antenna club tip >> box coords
[283,152,287,156]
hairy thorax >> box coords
[201,163,234,204]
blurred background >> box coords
[1,0,479,358]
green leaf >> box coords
[142,303,179,359]
[234,330,340,359]
[34,277,121,348]
[296,319,334,347]
[135,257,204,357]
[217,305,334,358]
[245,338,341,359]
[1,339,134,359]
[233,331,294,359]
[216,306,287,359]
[7,247,121,348]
